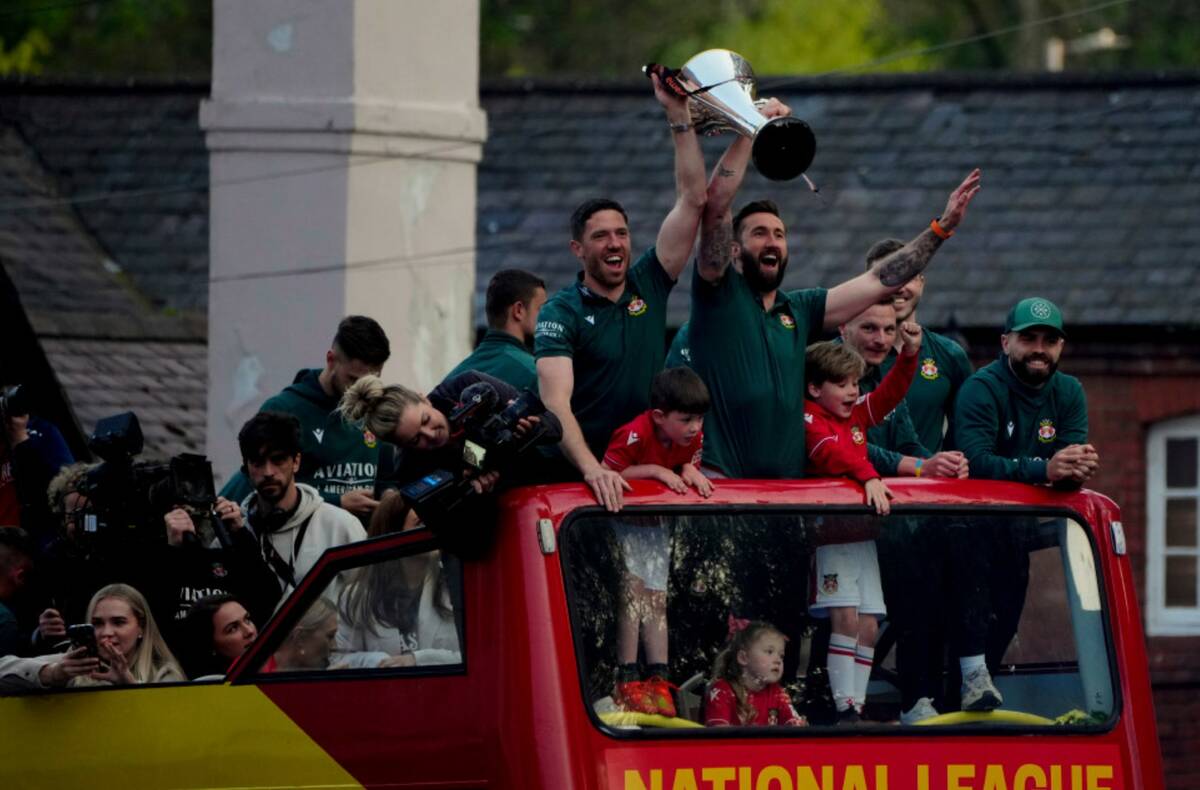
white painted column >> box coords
[202,0,485,483]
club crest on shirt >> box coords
[627,298,647,316]
[1038,419,1057,443]
[363,430,377,448]
[767,709,779,725]
[920,357,939,380]
[210,562,228,579]
[850,425,865,445]
[779,314,796,329]
[823,574,839,594]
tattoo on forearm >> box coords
[874,230,943,286]
[700,221,733,271]
[717,166,737,178]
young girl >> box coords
[705,620,805,727]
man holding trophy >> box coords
[535,71,709,512]
[669,49,982,480]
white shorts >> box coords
[612,523,670,592]
[809,540,886,617]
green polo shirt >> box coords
[446,329,538,393]
[666,322,692,369]
[534,247,675,460]
[878,328,973,453]
[689,265,826,478]
[952,356,1088,484]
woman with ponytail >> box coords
[338,370,562,500]
[705,618,805,727]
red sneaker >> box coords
[643,676,678,718]
[613,680,659,715]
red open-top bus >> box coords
[0,477,1163,789]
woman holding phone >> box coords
[71,583,185,685]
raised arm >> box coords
[653,73,708,280]
[697,99,791,283]
[823,168,981,329]
[536,356,630,511]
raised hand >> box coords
[899,321,923,355]
[939,168,981,232]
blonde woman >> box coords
[267,596,339,672]
[72,583,185,686]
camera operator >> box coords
[152,492,281,644]
[338,370,562,550]
[1,385,74,539]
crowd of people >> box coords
[0,75,1099,728]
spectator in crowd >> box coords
[534,74,710,512]
[601,367,711,716]
[343,370,563,501]
[803,324,921,723]
[333,491,460,669]
[690,106,981,479]
[0,647,98,694]
[947,297,1099,713]
[221,316,391,521]
[0,385,74,539]
[866,239,975,454]
[35,462,145,636]
[267,596,338,672]
[446,270,546,392]
[72,583,185,686]
[236,413,366,599]
[0,527,33,655]
[155,494,281,641]
[178,593,258,679]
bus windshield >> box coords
[561,508,1115,733]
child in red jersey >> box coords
[706,619,805,727]
[603,367,712,716]
[803,321,922,723]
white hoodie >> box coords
[242,483,366,601]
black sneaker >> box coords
[837,707,861,726]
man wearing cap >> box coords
[944,297,1099,714]
[953,297,1098,486]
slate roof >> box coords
[0,91,206,459]
[0,83,209,314]
[476,71,1200,330]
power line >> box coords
[0,0,1140,217]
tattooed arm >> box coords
[697,98,791,284]
[823,168,981,329]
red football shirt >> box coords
[705,678,802,726]
[603,411,702,473]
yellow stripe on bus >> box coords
[0,684,362,790]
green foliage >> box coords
[0,0,210,78]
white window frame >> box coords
[1146,414,1200,636]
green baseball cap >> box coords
[1004,297,1065,337]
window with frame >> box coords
[1146,414,1200,635]
[247,543,464,677]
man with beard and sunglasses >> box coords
[941,297,1099,714]
[690,117,982,479]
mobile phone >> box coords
[67,624,98,658]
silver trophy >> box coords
[649,49,816,182]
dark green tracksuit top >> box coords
[951,356,1088,484]
[220,369,381,507]
[446,329,538,394]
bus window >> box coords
[249,547,463,676]
[560,510,1115,732]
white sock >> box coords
[959,654,986,675]
[854,645,874,710]
[828,633,857,712]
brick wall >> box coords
[965,331,1200,789]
